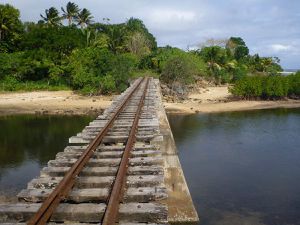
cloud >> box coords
[270,44,292,52]
[142,8,199,33]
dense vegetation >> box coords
[0,2,298,98]
[230,71,300,99]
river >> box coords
[168,108,300,225]
[0,109,299,224]
[0,114,93,196]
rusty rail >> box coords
[102,78,150,225]
[27,77,147,225]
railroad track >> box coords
[0,77,167,224]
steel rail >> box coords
[27,77,146,225]
[102,77,150,225]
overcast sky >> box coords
[3,0,300,69]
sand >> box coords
[0,87,299,116]
[0,91,113,116]
[165,86,300,113]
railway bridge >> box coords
[0,77,198,224]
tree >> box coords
[0,4,23,52]
[76,8,93,28]
[61,2,80,26]
[126,18,157,50]
[126,32,151,58]
[105,24,127,53]
[226,37,249,60]
[21,26,85,58]
[40,7,62,27]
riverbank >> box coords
[164,86,300,113]
[0,87,300,116]
[0,91,112,116]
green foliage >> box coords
[145,46,206,75]
[40,7,62,27]
[232,65,248,81]
[76,8,93,28]
[287,72,300,96]
[67,47,136,94]
[195,37,282,84]
[21,26,85,58]
[0,76,69,92]
[0,3,287,96]
[126,18,157,51]
[264,75,288,98]
[230,75,299,99]
[229,76,263,98]
[0,50,62,82]
[160,52,205,85]
[61,2,80,26]
[198,46,229,83]
[0,4,23,52]
[226,37,249,60]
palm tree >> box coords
[106,25,126,53]
[40,7,61,27]
[61,2,79,26]
[76,8,93,28]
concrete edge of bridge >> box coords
[151,79,199,224]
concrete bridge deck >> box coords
[0,78,198,224]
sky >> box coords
[2,0,300,69]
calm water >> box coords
[0,110,299,224]
[0,114,93,195]
[168,108,300,225]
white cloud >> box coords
[270,44,292,52]
[145,9,198,32]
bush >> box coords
[287,72,300,96]
[263,75,288,98]
[230,74,300,99]
[0,77,69,92]
[160,53,205,85]
[230,76,263,98]
[0,76,20,91]
[67,47,137,94]
[232,66,247,81]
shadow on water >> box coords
[168,108,300,225]
[0,114,93,195]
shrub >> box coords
[263,75,288,98]
[160,53,205,85]
[0,77,69,92]
[230,74,299,99]
[287,72,300,96]
[67,47,137,94]
[230,76,263,98]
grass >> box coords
[0,79,70,92]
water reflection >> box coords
[0,114,93,194]
[168,108,300,225]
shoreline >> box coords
[164,99,300,114]
[0,90,300,116]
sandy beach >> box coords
[0,91,113,116]
[164,86,300,114]
[0,86,299,116]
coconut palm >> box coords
[76,8,93,28]
[40,7,61,27]
[61,2,80,26]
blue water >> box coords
[168,108,300,225]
